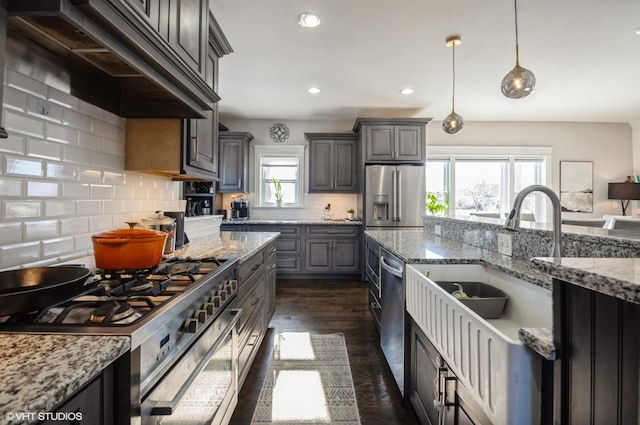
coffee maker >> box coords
[230,199,249,220]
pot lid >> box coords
[92,224,166,240]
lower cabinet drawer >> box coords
[276,256,302,273]
[235,277,265,338]
[238,298,265,385]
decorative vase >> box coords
[347,212,354,220]
[276,199,283,207]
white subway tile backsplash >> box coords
[62,182,91,199]
[6,69,47,98]
[78,131,103,151]
[44,200,76,217]
[0,177,23,197]
[0,134,26,155]
[26,137,62,160]
[89,215,113,232]
[2,66,187,269]
[46,161,77,180]
[78,100,105,121]
[26,96,63,123]
[45,121,79,144]
[62,108,92,132]
[74,233,93,252]
[103,137,124,157]
[5,109,45,138]
[62,145,91,164]
[76,200,102,216]
[4,155,43,177]
[60,217,89,236]
[77,167,103,183]
[24,219,58,241]
[102,200,124,215]
[42,237,75,259]
[26,180,59,198]
[3,85,27,112]
[17,258,58,270]
[47,86,79,110]
[0,241,41,269]
[0,222,22,245]
[3,200,42,220]
[90,184,114,199]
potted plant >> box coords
[426,192,449,216]
[347,208,355,220]
[272,177,284,206]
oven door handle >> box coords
[150,308,242,416]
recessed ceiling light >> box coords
[308,87,321,94]
[298,13,321,28]
[400,88,414,95]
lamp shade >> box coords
[608,183,640,200]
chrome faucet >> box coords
[504,184,562,258]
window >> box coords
[426,146,551,222]
[254,145,305,207]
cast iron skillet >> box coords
[0,266,93,317]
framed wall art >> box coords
[560,161,593,213]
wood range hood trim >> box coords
[6,0,232,119]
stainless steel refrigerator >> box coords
[365,164,426,227]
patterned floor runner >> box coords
[250,332,361,425]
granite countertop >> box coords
[531,257,640,305]
[222,219,362,225]
[0,230,280,424]
[0,335,129,425]
[365,229,555,360]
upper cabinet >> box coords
[218,132,254,193]
[6,0,232,118]
[124,11,229,180]
[353,118,432,163]
[305,133,358,193]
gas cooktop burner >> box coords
[88,300,139,324]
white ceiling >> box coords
[209,0,640,124]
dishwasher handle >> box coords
[380,255,403,278]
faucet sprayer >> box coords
[504,184,562,258]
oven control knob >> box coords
[195,309,207,323]
[185,318,198,333]
[224,283,234,294]
[212,295,222,307]
[218,289,228,301]
[229,280,238,291]
[204,303,215,315]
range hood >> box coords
[6,0,231,118]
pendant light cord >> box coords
[451,42,456,111]
[514,0,520,65]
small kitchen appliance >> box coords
[164,211,186,248]
[230,199,249,220]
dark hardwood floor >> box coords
[229,279,421,425]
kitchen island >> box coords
[531,257,640,425]
[0,231,279,425]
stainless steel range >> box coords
[0,257,241,425]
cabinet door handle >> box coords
[238,179,242,188]
[190,136,199,161]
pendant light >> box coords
[501,0,536,99]
[442,35,464,135]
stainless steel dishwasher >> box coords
[380,248,406,396]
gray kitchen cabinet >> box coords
[218,132,254,193]
[245,224,303,275]
[265,242,277,320]
[353,118,431,163]
[235,247,266,388]
[305,133,358,192]
[304,225,361,275]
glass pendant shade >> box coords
[501,63,536,99]
[442,111,464,134]
[502,0,535,99]
[442,35,464,135]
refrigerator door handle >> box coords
[397,170,402,222]
[391,169,397,221]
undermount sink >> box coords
[405,263,552,425]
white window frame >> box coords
[426,146,552,221]
[253,145,306,208]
